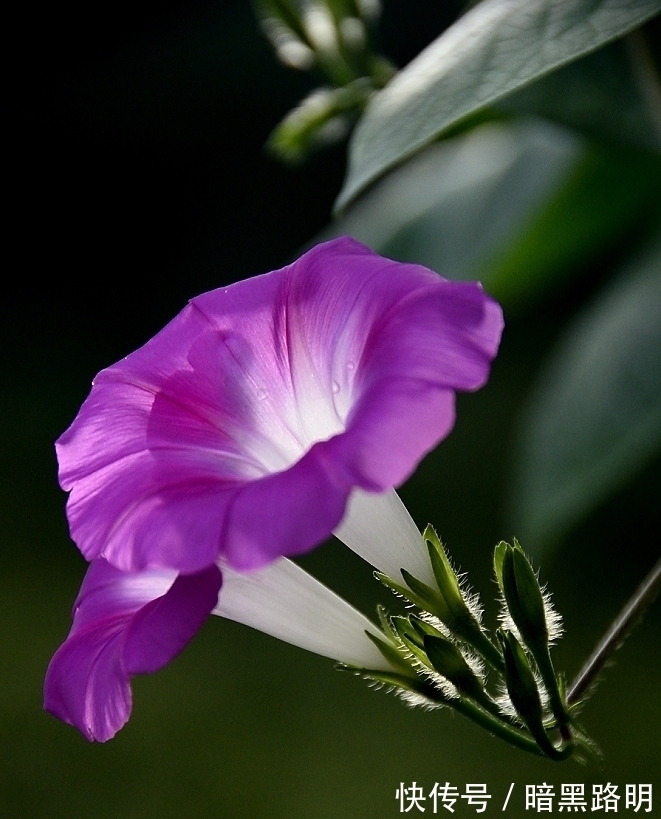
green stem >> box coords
[409,676,543,756]
[420,677,551,757]
[535,646,570,727]
[447,696,548,758]
[568,555,661,706]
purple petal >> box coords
[222,440,350,569]
[44,560,221,742]
[56,237,503,574]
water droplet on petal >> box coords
[347,361,355,371]
[332,381,341,394]
[257,389,268,401]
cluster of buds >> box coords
[344,528,596,761]
[252,0,395,161]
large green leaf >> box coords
[335,0,661,211]
[509,235,661,553]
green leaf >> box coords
[510,234,661,552]
[498,35,661,153]
[335,0,661,210]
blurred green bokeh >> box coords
[5,1,660,817]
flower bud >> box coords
[497,541,568,725]
[500,540,549,648]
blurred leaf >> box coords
[482,143,661,308]
[499,34,661,152]
[324,119,661,308]
[325,120,583,293]
[335,0,661,210]
[510,234,661,554]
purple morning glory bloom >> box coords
[46,237,503,742]
[56,237,503,576]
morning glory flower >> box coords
[46,236,503,741]
[44,557,389,742]
[56,237,503,577]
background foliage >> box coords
[4,0,660,816]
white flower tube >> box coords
[334,488,435,587]
[214,557,389,670]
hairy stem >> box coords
[568,556,661,705]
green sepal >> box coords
[423,527,504,672]
[498,629,543,723]
[390,616,423,647]
[501,540,549,646]
[408,616,444,641]
[335,663,435,700]
[390,617,434,668]
[375,571,434,613]
[556,672,567,704]
[267,79,372,163]
[424,525,467,616]
[363,629,417,677]
[423,635,485,703]
[493,540,508,593]
[375,604,400,645]
[400,568,452,621]
[565,721,603,766]
[253,0,310,49]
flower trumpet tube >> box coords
[44,557,390,742]
[56,237,503,577]
[334,487,436,586]
[214,557,388,667]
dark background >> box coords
[4,1,660,817]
